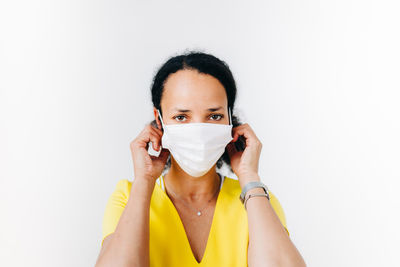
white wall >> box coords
[1,0,399,266]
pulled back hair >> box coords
[149,50,244,175]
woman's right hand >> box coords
[130,123,170,183]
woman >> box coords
[95,51,306,267]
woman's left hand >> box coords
[226,123,263,188]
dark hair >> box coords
[149,49,244,174]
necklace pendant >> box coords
[197,211,201,216]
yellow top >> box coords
[101,175,289,267]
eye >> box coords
[173,115,187,122]
[210,114,224,121]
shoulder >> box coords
[109,179,132,201]
[115,178,132,191]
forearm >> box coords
[242,174,306,267]
[96,177,155,267]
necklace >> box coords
[164,173,222,216]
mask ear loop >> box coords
[228,107,232,125]
[157,109,165,129]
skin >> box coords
[95,69,307,267]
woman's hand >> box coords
[130,123,170,183]
[226,123,263,188]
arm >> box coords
[95,121,169,267]
[226,123,306,267]
[95,177,155,267]
[243,173,306,267]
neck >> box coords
[163,156,221,204]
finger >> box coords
[226,142,237,158]
[144,126,163,151]
[231,123,250,142]
[148,132,162,151]
[135,131,161,151]
[149,124,163,136]
[145,124,162,139]
[148,127,162,143]
[232,124,256,139]
[232,125,259,147]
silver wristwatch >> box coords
[239,181,270,204]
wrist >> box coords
[131,176,156,194]
[238,172,261,189]
[134,172,158,183]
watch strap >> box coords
[239,181,269,204]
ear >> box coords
[153,107,162,130]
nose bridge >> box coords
[192,113,207,123]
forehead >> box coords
[161,69,227,112]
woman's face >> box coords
[155,69,229,127]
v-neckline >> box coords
[155,174,226,265]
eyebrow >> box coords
[173,106,223,112]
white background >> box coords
[1,0,399,266]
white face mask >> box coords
[157,108,233,177]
